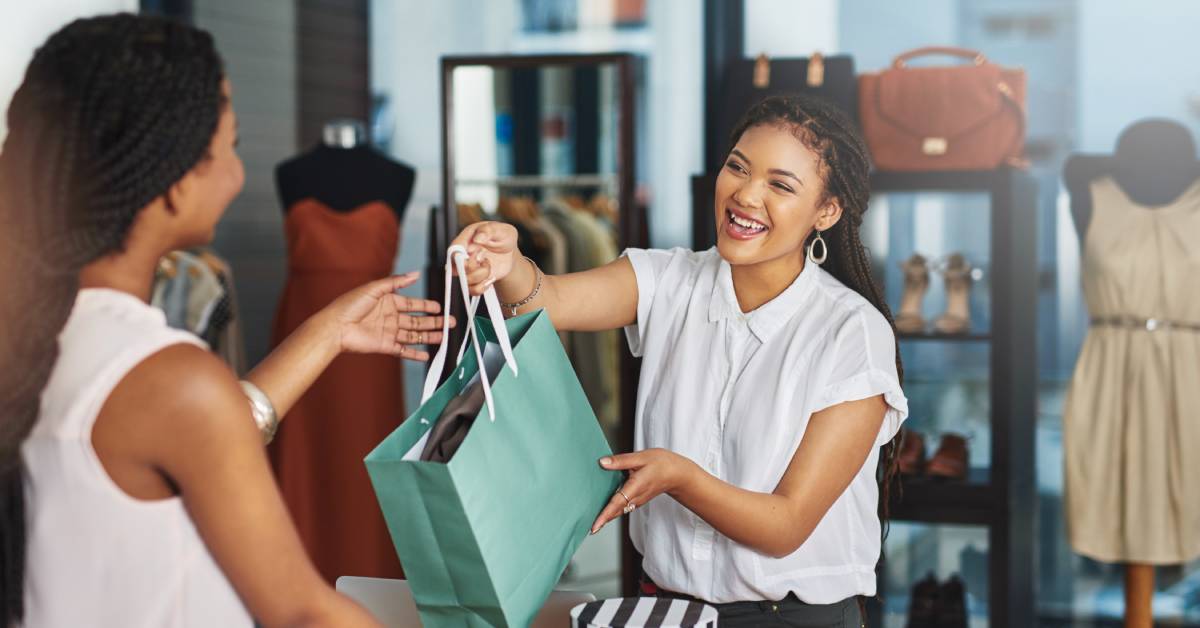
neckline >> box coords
[76,287,165,322]
[289,197,397,219]
[1102,176,1200,214]
[709,254,819,341]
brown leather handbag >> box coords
[859,47,1026,171]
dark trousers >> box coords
[712,595,863,627]
[650,588,864,628]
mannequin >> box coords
[269,118,417,583]
[274,118,415,216]
[1064,118,1200,238]
[1062,119,1200,628]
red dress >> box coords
[269,199,404,582]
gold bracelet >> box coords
[499,256,543,317]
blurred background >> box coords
[4,1,1199,625]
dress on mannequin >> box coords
[270,120,415,583]
[1062,119,1200,567]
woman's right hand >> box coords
[450,221,520,296]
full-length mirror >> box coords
[438,53,639,598]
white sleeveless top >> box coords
[21,288,252,627]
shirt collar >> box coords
[708,257,819,342]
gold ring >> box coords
[618,490,630,505]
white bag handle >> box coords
[420,245,519,421]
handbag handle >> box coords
[420,245,519,422]
[893,46,988,69]
[751,51,828,89]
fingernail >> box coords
[600,457,612,467]
[405,271,419,277]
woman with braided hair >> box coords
[0,14,450,627]
[452,94,907,626]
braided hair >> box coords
[0,14,224,624]
[729,94,905,537]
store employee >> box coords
[452,94,908,627]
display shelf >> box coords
[877,166,1038,628]
[889,470,995,526]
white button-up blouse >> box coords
[623,247,908,605]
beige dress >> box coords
[1064,176,1200,564]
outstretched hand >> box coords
[327,272,456,361]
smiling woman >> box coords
[447,93,908,627]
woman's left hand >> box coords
[590,448,699,534]
[325,271,455,361]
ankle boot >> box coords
[926,434,969,480]
[897,429,926,476]
[935,575,968,628]
[905,572,941,628]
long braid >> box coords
[730,94,905,552]
[0,15,223,625]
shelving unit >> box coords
[873,167,1038,628]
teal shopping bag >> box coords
[365,246,621,627]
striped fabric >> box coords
[570,597,718,627]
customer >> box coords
[0,14,449,627]
[453,94,907,627]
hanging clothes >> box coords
[497,196,570,347]
[543,200,621,434]
[203,257,247,375]
[530,213,569,277]
[152,250,224,336]
[1063,177,1200,564]
[151,248,248,374]
[269,199,405,583]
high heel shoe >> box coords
[933,254,972,335]
[896,254,929,335]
